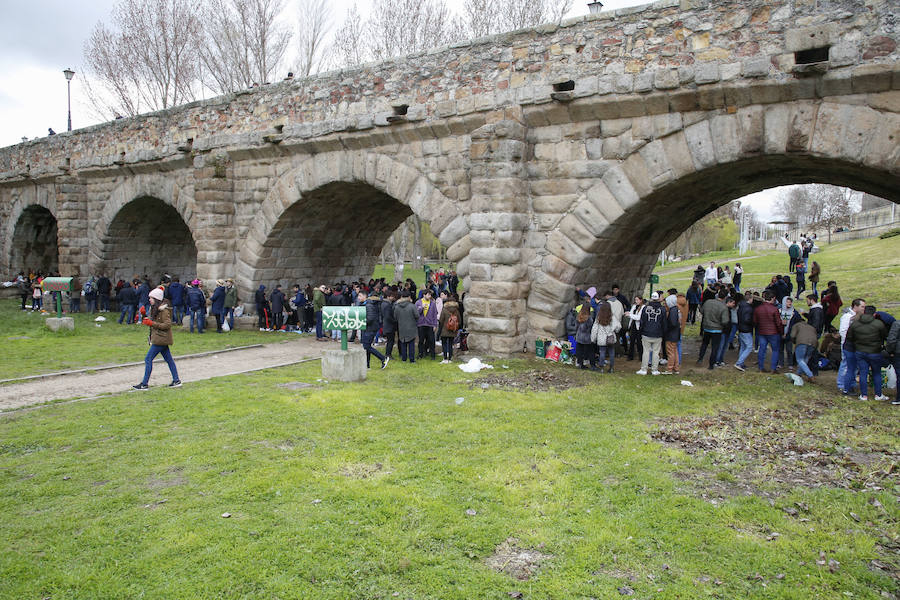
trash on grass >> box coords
[786,372,804,386]
[455,397,465,405]
[680,380,693,387]
[458,358,493,373]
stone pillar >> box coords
[464,109,531,355]
[192,152,236,282]
[55,176,88,277]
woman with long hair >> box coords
[821,283,842,330]
[591,302,620,373]
[574,303,596,369]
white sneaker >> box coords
[636,369,647,375]
[859,395,869,401]
[651,370,661,376]
[874,395,889,402]
[658,359,667,365]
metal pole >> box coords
[341,329,348,351]
[67,78,72,132]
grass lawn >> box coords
[0,302,275,380]
[651,235,900,317]
[1,358,897,599]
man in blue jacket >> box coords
[186,282,206,333]
[169,277,186,325]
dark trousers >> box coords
[575,342,595,367]
[688,304,698,324]
[214,313,224,332]
[698,331,722,368]
[257,306,268,329]
[399,339,415,362]
[627,328,643,360]
[315,310,323,337]
[119,304,135,324]
[20,294,27,310]
[384,330,396,358]
[99,293,111,311]
[362,331,386,367]
[418,326,436,358]
[273,310,284,330]
[441,336,454,360]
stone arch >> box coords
[527,99,900,338]
[4,186,58,275]
[91,174,198,283]
[235,151,468,294]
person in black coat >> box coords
[270,284,286,331]
[117,282,138,325]
[381,291,398,358]
[96,275,112,312]
[361,291,389,369]
[255,285,270,330]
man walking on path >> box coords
[360,291,389,369]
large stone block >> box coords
[321,347,367,382]
[45,317,75,332]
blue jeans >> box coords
[361,331,386,367]
[838,346,858,392]
[736,332,754,367]
[794,344,814,378]
[855,351,883,397]
[226,307,235,330]
[173,305,184,325]
[757,334,781,371]
[190,309,205,333]
[716,324,737,364]
[119,304,135,324]
[141,344,179,385]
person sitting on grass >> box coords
[133,287,181,390]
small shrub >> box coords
[879,228,900,239]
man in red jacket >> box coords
[753,290,784,373]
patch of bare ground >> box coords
[652,398,899,496]
[485,537,552,580]
[340,463,390,479]
[470,369,587,392]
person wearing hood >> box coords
[777,297,803,369]
[133,286,181,390]
[313,285,327,340]
[437,293,462,363]
[255,284,270,331]
[270,284,286,331]
[805,294,825,338]
[187,280,207,333]
[847,305,888,401]
[393,290,419,362]
[210,279,227,333]
[637,292,665,375]
[734,291,755,372]
[573,303,596,370]
[664,293,682,375]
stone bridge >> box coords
[1,0,898,353]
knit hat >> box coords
[149,287,164,301]
[650,292,660,300]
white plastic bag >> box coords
[233,306,244,318]
[458,358,493,373]
[886,365,897,390]
[222,319,231,332]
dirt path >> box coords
[0,336,327,412]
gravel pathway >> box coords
[0,336,326,412]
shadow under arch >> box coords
[235,151,467,297]
[529,154,900,338]
[10,204,59,275]
[96,196,198,283]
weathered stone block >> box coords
[742,55,770,78]
[322,347,366,382]
[785,24,838,52]
[469,247,520,265]
[45,317,75,332]
[684,120,717,170]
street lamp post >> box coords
[63,68,75,132]
[587,1,604,14]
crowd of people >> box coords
[563,250,898,404]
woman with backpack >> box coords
[437,293,461,363]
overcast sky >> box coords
[0,0,782,219]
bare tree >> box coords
[83,0,202,118]
[463,0,574,38]
[332,0,463,67]
[199,0,292,94]
[294,0,331,77]
[391,221,409,282]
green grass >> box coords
[651,236,900,317]
[0,302,275,380]
[1,359,897,599]
[372,263,453,287]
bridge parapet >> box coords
[1,0,897,178]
